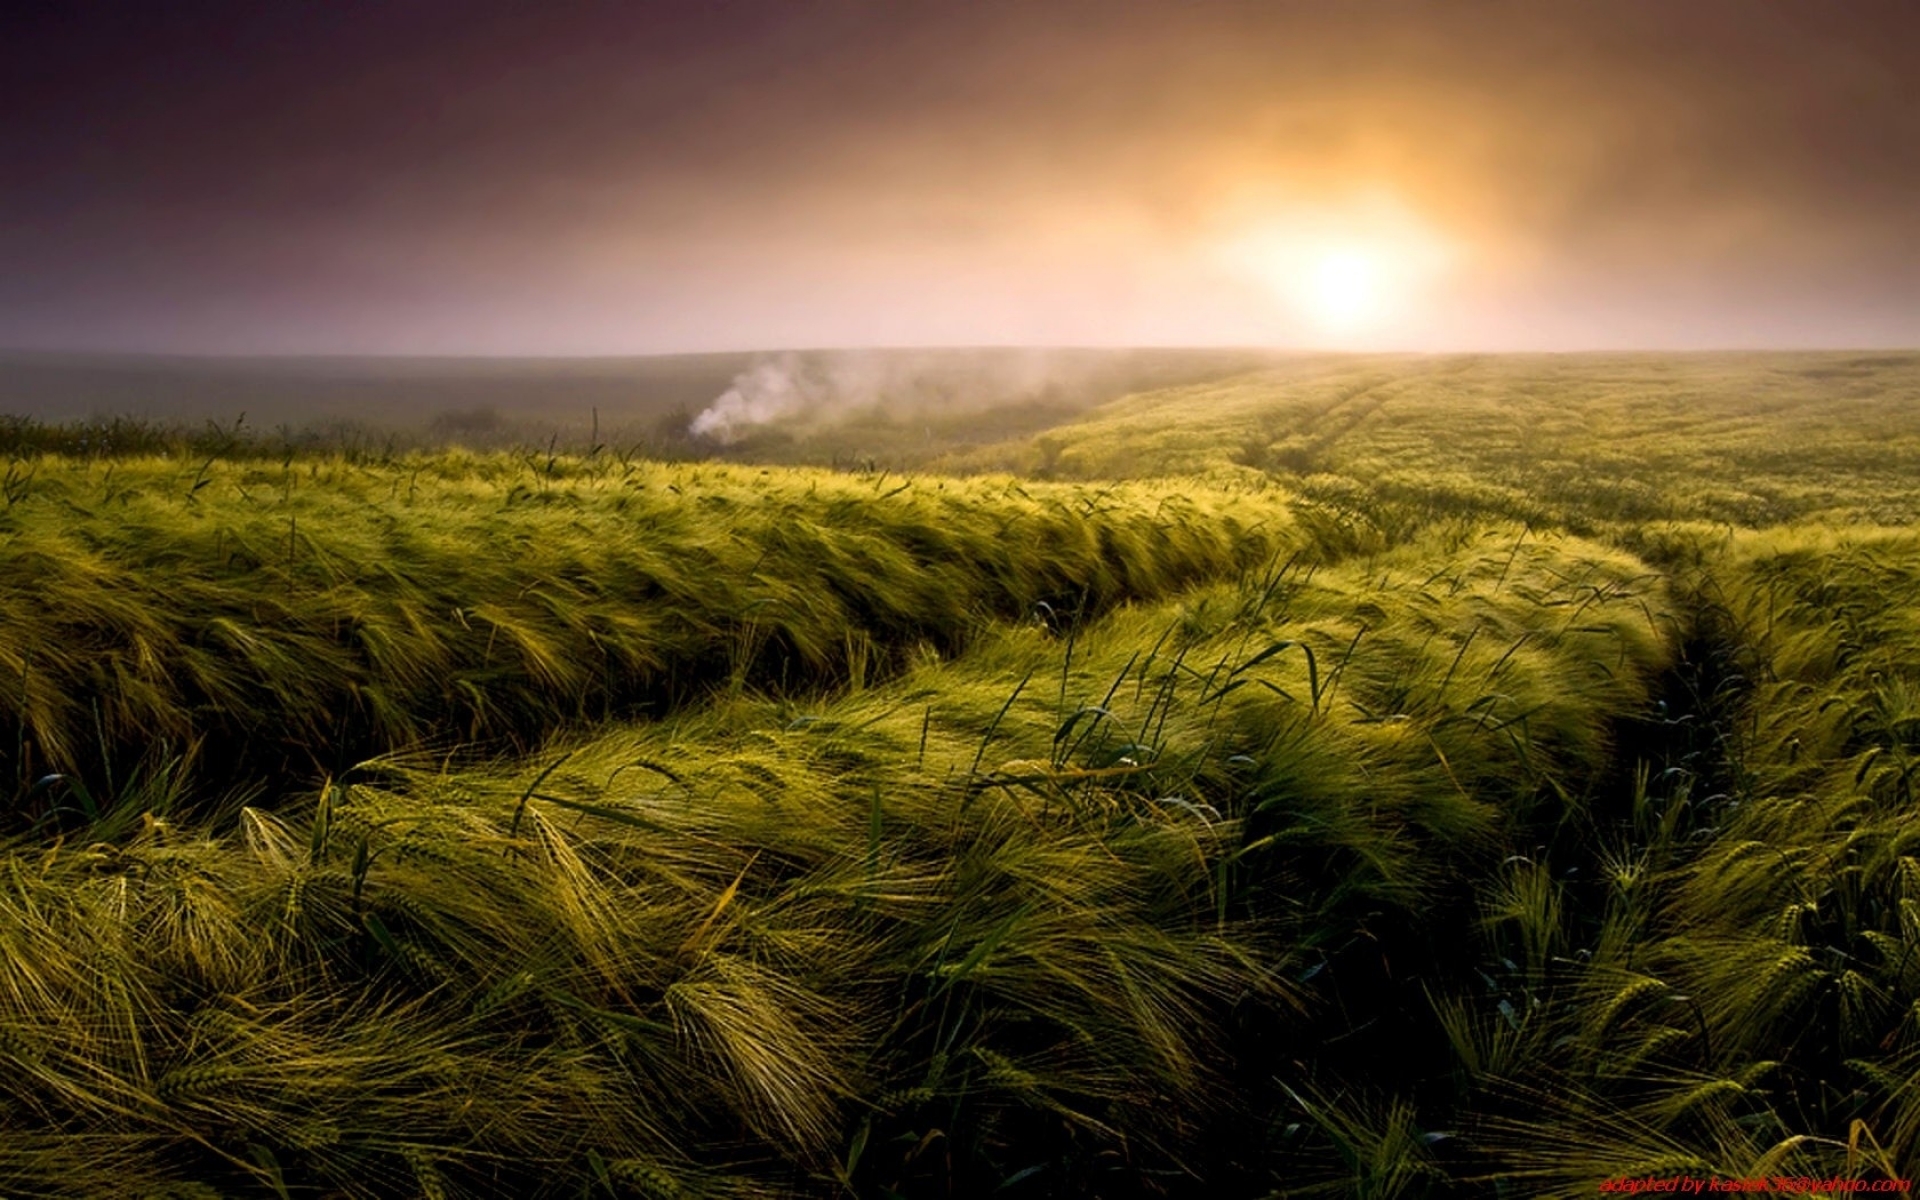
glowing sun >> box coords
[1305,248,1385,330]
[1212,200,1454,342]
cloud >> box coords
[4,1,1916,352]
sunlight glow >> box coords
[1306,249,1384,330]
[1211,198,1456,343]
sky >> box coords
[3,0,1916,355]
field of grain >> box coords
[3,352,1917,1197]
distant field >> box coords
[3,352,1918,1197]
[0,346,1295,459]
[941,351,1920,524]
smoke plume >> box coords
[688,355,814,442]
[684,347,1295,445]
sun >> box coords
[1210,200,1454,343]
[1219,230,1416,337]
[1306,248,1384,330]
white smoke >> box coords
[687,355,812,443]
[689,352,922,443]
[685,347,1271,444]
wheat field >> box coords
[2,352,1917,1197]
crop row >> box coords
[0,525,1671,1196]
[0,453,1294,816]
[1321,524,1920,1192]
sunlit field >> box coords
[4,352,1920,1197]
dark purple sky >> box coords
[4,0,1917,353]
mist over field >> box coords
[683,348,1136,443]
[0,345,1293,458]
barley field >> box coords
[3,352,1918,1197]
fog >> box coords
[0,347,1296,456]
[4,2,1914,355]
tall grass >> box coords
[0,524,1672,1196]
[1333,527,1920,1195]
[939,352,1920,530]
[0,452,1295,820]
[9,353,1920,1195]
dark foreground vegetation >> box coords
[3,353,1918,1197]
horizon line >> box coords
[3,344,1917,363]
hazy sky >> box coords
[4,0,1916,354]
